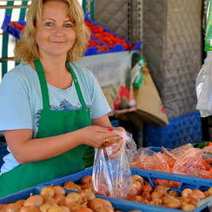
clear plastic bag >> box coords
[196,52,212,117]
[131,147,170,172]
[173,148,212,178]
[124,132,138,163]
[169,143,193,159]
[202,146,212,165]
[92,133,132,198]
[160,147,176,170]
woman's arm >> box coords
[4,129,82,163]
[4,116,121,164]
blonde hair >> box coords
[15,0,90,63]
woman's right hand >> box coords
[78,125,123,148]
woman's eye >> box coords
[64,22,74,28]
[44,22,54,27]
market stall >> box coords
[0,0,211,212]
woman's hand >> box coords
[78,125,123,148]
[104,127,126,159]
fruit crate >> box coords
[1,167,212,212]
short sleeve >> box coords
[86,71,111,119]
[0,71,33,132]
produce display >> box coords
[130,143,212,179]
[0,178,115,212]
[84,19,141,55]
[92,174,212,211]
[1,174,211,212]
[126,175,212,211]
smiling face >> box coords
[35,0,76,60]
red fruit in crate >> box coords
[88,40,97,47]
[11,22,25,31]
[97,46,109,52]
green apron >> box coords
[0,59,94,198]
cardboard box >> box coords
[133,67,169,126]
[103,66,169,126]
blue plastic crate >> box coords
[144,111,202,148]
[0,187,39,205]
[84,47,98,56]
[110,119,120,127]
[1,167,212,212]
[0,172,139,212]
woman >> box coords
[0,0,124,197]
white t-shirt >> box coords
[0,62,111,174]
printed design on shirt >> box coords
[34,99,81,133]
[52,99,80,111]
[34,110,42,133]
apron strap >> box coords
[66,63,87,109]
[34,59,50,110]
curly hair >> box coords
[15,0,90,63]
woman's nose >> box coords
[53,26,65,35]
